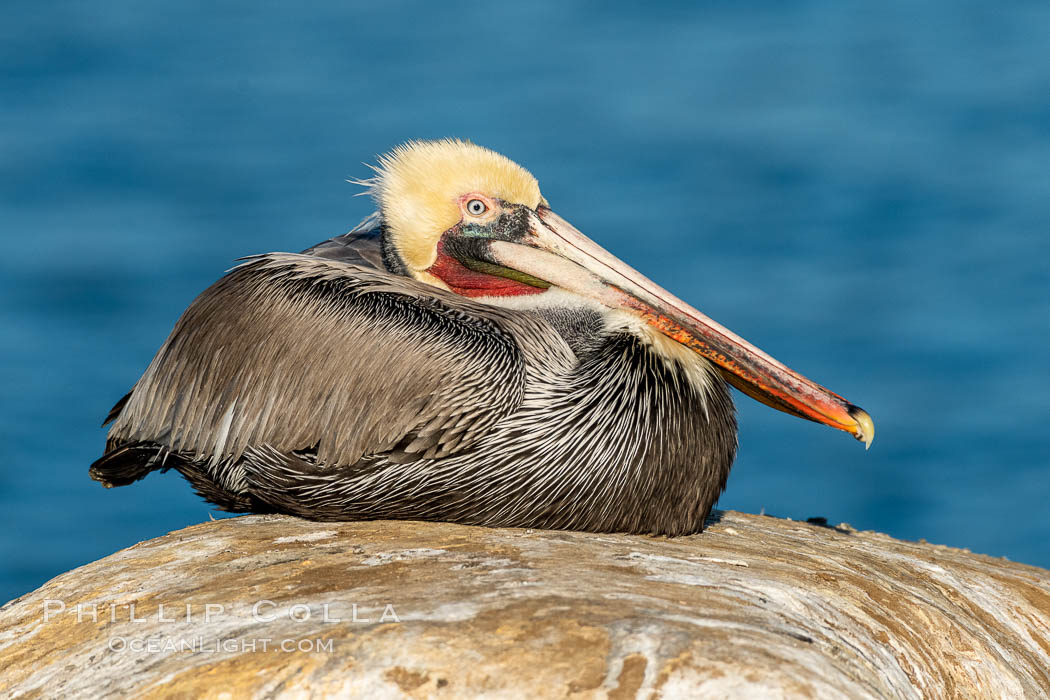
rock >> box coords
[1,511,1048,698]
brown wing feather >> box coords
[299,212,387,269]
[106,253,531,468]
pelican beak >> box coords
[486,206,874,447]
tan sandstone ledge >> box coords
[1,511,1048,698]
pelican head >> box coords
[371,139,874,446]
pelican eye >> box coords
[466,199,487,216]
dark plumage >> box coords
[93,223,736,534]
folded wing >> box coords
[103,252,528,469]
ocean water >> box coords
[2,1,1048,604]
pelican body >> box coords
[91,141,872,535]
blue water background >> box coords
[2,2,1048,604]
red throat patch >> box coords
[427,240,546,298]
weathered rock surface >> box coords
[1,511,1048,698]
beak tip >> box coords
[848,405,875,449]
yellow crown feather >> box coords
[371,139,545,271]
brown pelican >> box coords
[91,140,873,535]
